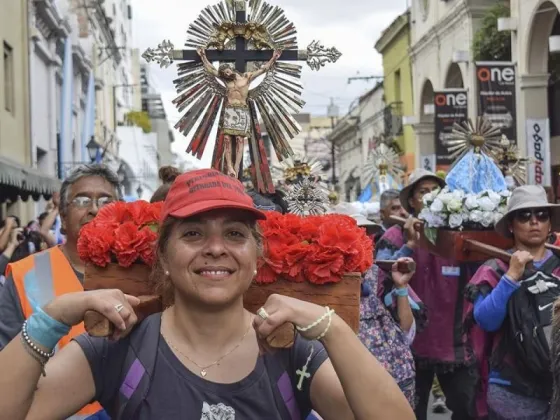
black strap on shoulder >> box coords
[113,314,161,419]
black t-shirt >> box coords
[74,315,328,419]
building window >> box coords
[394,69,402,102]
[3,42,14,114]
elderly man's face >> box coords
[62,176,118,244]
[381,199,408,225]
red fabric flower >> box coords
[129,200,163,226]
[77,200,161,268]
[255,262,277,284]
[113,222,143,267]
[256,211,374,285]
[94,201,131,230]
[136,226,158,266]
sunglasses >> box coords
[514,209,550,224]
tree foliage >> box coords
[472,3,511,62]
[124,111,152,134]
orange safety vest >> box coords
[7,246,103,419]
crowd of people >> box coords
[0,162,558,419]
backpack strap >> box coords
[536,253,560,273]
[113,314,161,419]
[263,348,307,420]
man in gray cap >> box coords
[376,169,479,420]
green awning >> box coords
[0,156,61,196]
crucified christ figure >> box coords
[197,48,282,178]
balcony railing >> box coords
[383,101,403,138]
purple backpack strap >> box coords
[262,348,310,420]
[113,314,161,419]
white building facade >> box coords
[29,0,134,182]
[509,0,560,192]
[116,126,159,200]
[409,0,492,168]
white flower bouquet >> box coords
[418,187,511,238]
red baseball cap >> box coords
[161,169,266,221]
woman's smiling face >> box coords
[162,209,259,308]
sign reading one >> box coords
[526,119,551,186]
[476,62,517,142]
[433,89,468,166]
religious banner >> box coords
[476,62,517,142]
[433,89,468,165]
[420,154,436,172]
[526,118,551,186]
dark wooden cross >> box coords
[142,2,303,73]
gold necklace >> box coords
[162,313,252,378]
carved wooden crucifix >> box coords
[142,0,342,193]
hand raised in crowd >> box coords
[52,191,60,208]
[253,293,339,343]
[43,290,140,340]
[8,227,24,248]
[391,257,415,289]
[4,216,17,230]
[404,216,420,248]
[506,250,534,282]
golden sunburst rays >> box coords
[277,155,323,184]
[490,135,532,186]
[284,178,330,216]
[445,118,503,162]
[361,143,404,188]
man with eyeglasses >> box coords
[0,164,120,419]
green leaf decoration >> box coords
[424,227,438,246]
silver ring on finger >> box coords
[257,307,269,320]
[114,303,125,313]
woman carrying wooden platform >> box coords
[465,185,560,419]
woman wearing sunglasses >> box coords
[0,169,414,420]
[465,185,560,420]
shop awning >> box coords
[0,156,61,200]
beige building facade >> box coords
[0,0,34,221]
[509,0,560,193]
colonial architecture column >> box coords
[518,74,554,162]
[413,120,435,168]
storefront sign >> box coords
[433,89,468,165]
[476,62,517,142]
[420,154,436,172]
[526,119,551,186]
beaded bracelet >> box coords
[314,309,334,341]
[20,334,48,377]
[21,320,55,376]
[296,306,335,341]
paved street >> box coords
[427,395,452,420]
[428,409,452,420]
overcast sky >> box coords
[131,0,408,165]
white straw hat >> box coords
[399,168,446,213]
[495,185,560,237]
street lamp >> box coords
[86,137,99,163]
[327,99,339,187]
